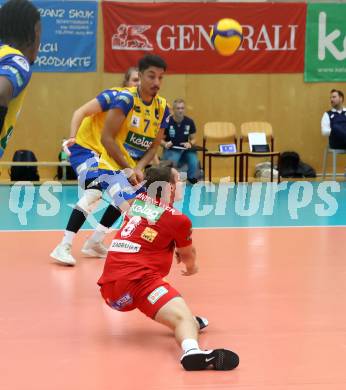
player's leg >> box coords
[136,278,239,371]
[51,145,121,265]
[181,150,199,184]
[81,202,121,258]
[155,297,239,371]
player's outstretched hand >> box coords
[127,167,144,186]
[181,264,198,276]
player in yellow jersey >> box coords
[51,55,169,266]
[0,0,41,158]
[98,54,169,209]
[51,68,140,266]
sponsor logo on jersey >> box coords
[129,199,164,222]
[116,93,131,104]
[147,286,168,304]
[141,227,158,243]
[126,131,154,151]
[131,115,140,128]
[133,105,141,113]
[102,93,111,104]
[109,239,141,253]
[12,55,30,72]
[2,65,23,87]
[108,293,133,310]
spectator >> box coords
[162,99,200,184]
[321,89,346,149]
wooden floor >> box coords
[1,227,346,390]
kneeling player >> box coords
[98,166,239,371]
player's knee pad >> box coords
[76,189,102,214]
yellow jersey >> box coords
[99,86,169,171]
[0,44,32,158]
[75,87,121,155]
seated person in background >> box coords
[161,98,199,184]
[321,89,346,149]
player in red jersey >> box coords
[98,166,239,371]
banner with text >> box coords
[102,2,306,74]
[0,0,98,72]
[305,4,346,82]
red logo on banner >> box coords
[102,2,306,74]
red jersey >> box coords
[98,192,192,284]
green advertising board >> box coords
[305,3,346,82]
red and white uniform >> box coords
[98,192,192,318]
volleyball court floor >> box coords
[1,182,346,390]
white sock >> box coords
[62,230,75,246]
[181,339,200,354]
[90,224,108,242]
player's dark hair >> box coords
[144,166,174,199]
[138,54,167,72]
[0,0,40,48]
[122,67,138,87]
[330,89,344,101]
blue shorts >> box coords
[68,143,100,185]
[98,169,144,206]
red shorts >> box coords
[100,274,180,319]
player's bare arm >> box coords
[101,108,131,169]
[136,127,164,170]
[68,98,102,144]
[176,245,198,276]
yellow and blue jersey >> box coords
[0,44,32,158]
[75,87,123,155]
[99,86,170,171]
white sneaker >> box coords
[50,243,76,266]
[81,239,108,258]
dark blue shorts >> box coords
[68,143,100,185]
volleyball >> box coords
[210,18,243,56]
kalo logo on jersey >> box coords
[129,200,164,222]
[126,131,154,150]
